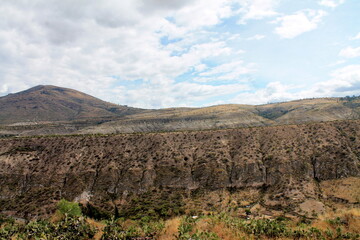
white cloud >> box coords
[0,0,249,108]
[195,61,255,82]
[1,0,355,109]
[339,46,360,58]
[193,64,208,72]
[118,82,249,108]
[232,82,298,104]
[288,65,360,99]
[231,64,360,105]
[322,65,360,94]
[0,84,8,94]
[350,33,360,40]
[247,34,265,40]
[328,60,346,67]
[238,0,279,23]
[274,10,327,39]
[172,0,233,29]
[318,0,345,8]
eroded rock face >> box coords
[0,120,359,217]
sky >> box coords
[0,0,360,108]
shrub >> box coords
[6,217,96,240]
[53,217,96,239]
[0,222,20,239]
[57,199,82,217]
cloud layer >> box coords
[274,10,327,39]
[0,0,359,108]
[339,47,360,58]
[0,0,244,107]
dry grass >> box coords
[313,208,360,233]
[158,217,181,240]
[210,222,245,240]
[321,177,360,203]
[49,210,63,223]
[86,218,106,240]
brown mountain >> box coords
[1,85,360,136]
[79,97,360,134]
[0,85,143,125]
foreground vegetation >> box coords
[1,200,359,239]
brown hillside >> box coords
[0,85,143,124]
[78,98,360,135]
[2,86,360,136]
[0,120,359,218]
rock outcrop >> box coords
[0,120,359,218]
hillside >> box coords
[1,85,360,136]
[79,97,360,134]
[1,120,359,219]
[0,85,144,125]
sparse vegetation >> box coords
[100,217,165,239]
[0,214,96,240]
[1,200,359,239]
[119,190,185,220]
[1,114,360,239]
[177,216,220,240]
[215,211,360,240]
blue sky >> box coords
[0,0,360,108]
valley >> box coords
[1,86,359,239]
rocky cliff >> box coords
[0,120,359,218]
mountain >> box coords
[79,97,360,134]
[0,85,359,222]
[1,85,360,136]
[0,85,143,125]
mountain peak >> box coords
[11,85,72,97]
[0,85,143,124]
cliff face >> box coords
[0,120,359,218]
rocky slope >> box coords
[0,120,359,218]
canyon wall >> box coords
[0,120,359,218]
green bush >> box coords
[2,217,95,240]
[52,217,96,239]
[243,219,288,237]
[0,222,20,239]
[57,199,82,217]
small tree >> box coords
[57,199,82,218]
